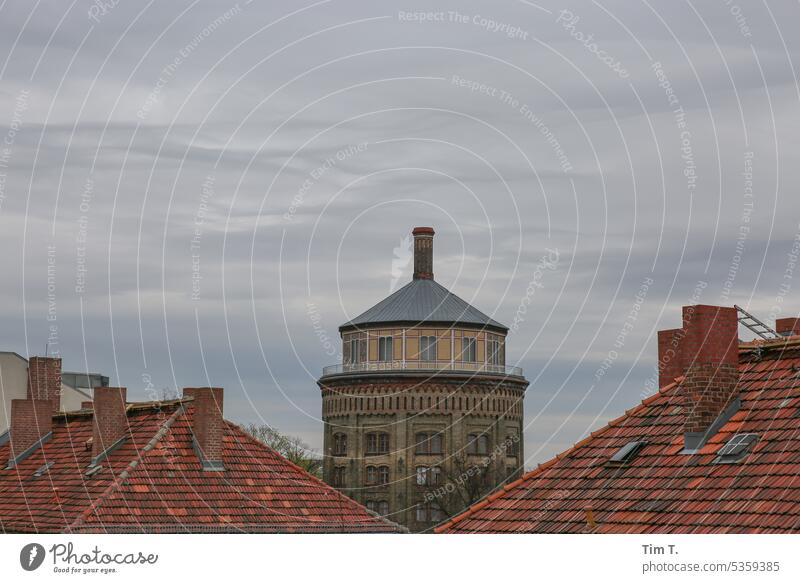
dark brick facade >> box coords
[320,372,527,531]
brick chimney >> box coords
[91,387,128,459]
[657,327,686,388]
[7,399,53,466]
[27,356,62,412]
[412,227,435,280]
[188,387,225,471]
[680,305,740,449]
[776,317,800,337]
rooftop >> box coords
[0,396,404,534]
[437,322,800,534]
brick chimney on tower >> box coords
[412,227,435,280]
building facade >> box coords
[319,227,528,531]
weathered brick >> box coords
[92,387,128,458]
[26,356,62,412]
[190,387,224,463]
[9,399,53,458]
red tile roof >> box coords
[0,398,403,533]
[437,339,800,534]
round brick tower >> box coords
[319,227,528,532]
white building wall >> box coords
[0,353,29,436]
[0,353,95,435]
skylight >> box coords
[715,433,758,463]
[608,440,647,465]
[33,461,54,477]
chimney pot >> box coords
[190,387,225,471]
[91,387,128,459]
[776,317,800,337]
[412,227,435,280]
[27,356,62,412]
[8,399,53,464]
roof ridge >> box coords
[65,404,186,532]
[435,378,683,533]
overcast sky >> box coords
[1,0,799,466]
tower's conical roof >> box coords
[340,227,507,333]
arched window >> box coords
[504,434,519,457]
[332,466,346,487]
[415,432,443,455]
[416,502,445,523]
[467,433,490,455]
[365,432,390,455]
[365,465,389,485]
[415,466,442,486]
[333,433,348,456]
[367,500,390,516]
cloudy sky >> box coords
[1,0,799,466]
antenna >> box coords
[734,305,779,339]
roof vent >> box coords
[714,433,758,463]
[607,440,647,466]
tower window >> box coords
[378,336,393,361]
[467,433,490,455]
[333,432,348,456]
[366,432,390,455]
[487,339,503,366]
[504,435,519,457]
[367,500,390,516]
[332,466,346,487]
[348,338,365,364]
[416,502,445,523]
[415,466,442,486]
[420,336,437,361]
[415,432,444,455]
[366,465,390,485]
[462,337,477,362]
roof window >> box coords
[714,433,758,463]
[607,440,647,466]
